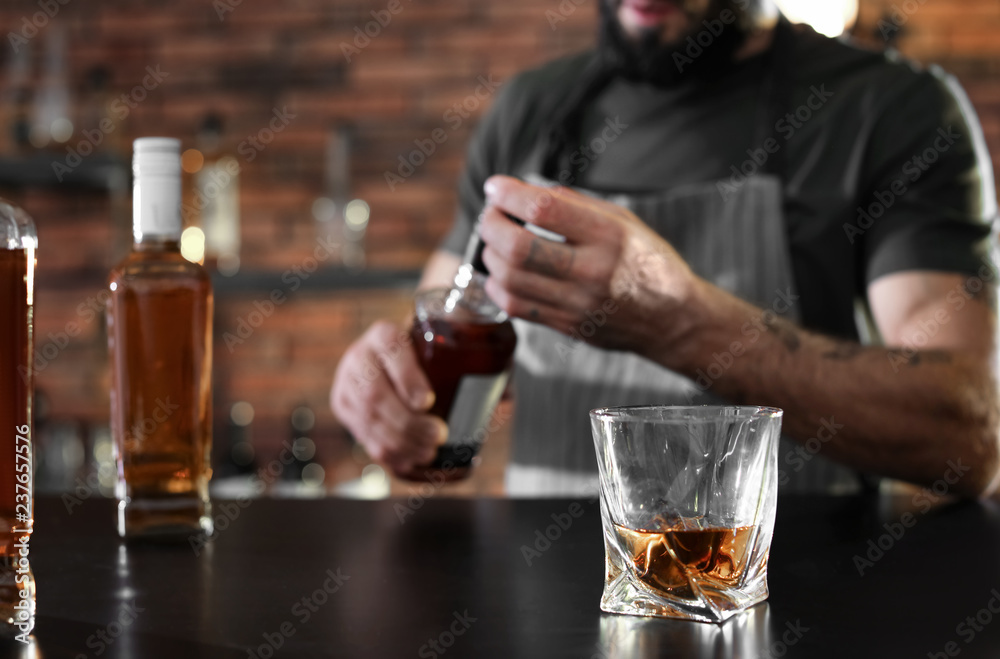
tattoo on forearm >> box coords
[886,348,954,369]
[823,342,865,361]
[763,315,801,352]
[525,238,575,278]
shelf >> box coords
[0,151,128,190]
[212,266,422,295]
[37,265,422,294]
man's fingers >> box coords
[364,321,435,411]
[406,414,449,458]
[481,244,593,311]
[483,175,606,243]
[483,276,581,332]
[478,205,526,261]
[480,206,581,280]
[334,356,408,435]
[339,374,445,471]
[330,320,449,478]
[380,415,449,475]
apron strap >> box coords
[539,54,612,186]
[540,14,800,187]
[753,15,796,182]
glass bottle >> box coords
[407,230,517,483]
[0,199,36,639]
[107,138,213,539]
[194,113,241,277]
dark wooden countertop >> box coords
[9,492,1000,658]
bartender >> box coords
[331,0,999,497]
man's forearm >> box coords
[472,175,999,495]
[650,279,1000,497]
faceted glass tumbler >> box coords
[590,406,783,623]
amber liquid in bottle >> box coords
[110,137,213,538]
[408,316,516,481]
[0,246,35,635]
[0,250,32,549]
[108,241,213,537]
[402,223,519,483]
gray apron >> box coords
[504,23,864,496]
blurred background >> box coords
[0,0,996,500]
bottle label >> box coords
[444,373,509,448]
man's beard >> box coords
[598,0,755,86]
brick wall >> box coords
[0,0,595,495]
[853,0,1000,179]
[0,0,995,496]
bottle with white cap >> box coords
[0,199,36,637]
[107,137,214,539]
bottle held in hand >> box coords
[406,228,517,482]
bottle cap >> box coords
[0,198,37,252]
[132,137,182,241]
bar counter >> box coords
[10,492,1000,658]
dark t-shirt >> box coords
[442,25,996,339]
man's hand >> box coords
[479,175,696,359]
[330,321,448,478]
[478,176,1000,497]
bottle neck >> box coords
[463,232,489,275]
[133,174,182,245]
[451,262,485,293]
[444,229,505,316]
[445,261,507,322]
[133,237,180,252]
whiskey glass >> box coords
[591,405,782,623]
